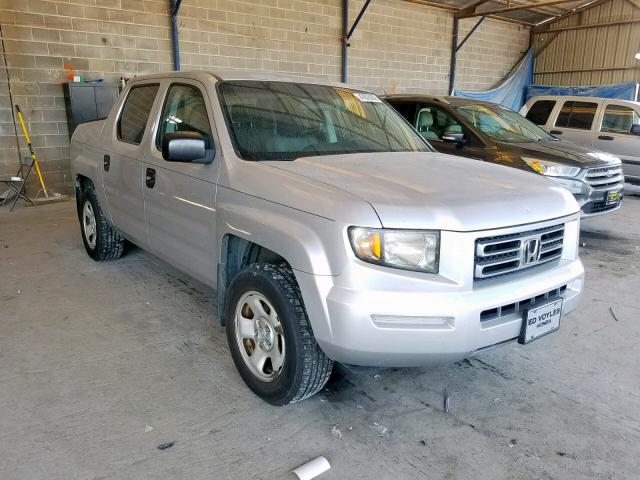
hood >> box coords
[499,139,621,167]
[265,152,579,231]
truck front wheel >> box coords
[225,263,333,405]
[78,185,125,261]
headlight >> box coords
[348,227,439,273]
[523,157,582,177]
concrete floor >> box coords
[1,193,639,480]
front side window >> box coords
[525,100,556,125]
[414,104,464,141]
[456,104,554,143]
[218,81,430,161]
[601,104,640,134]
[555,101,598,130]
[157,84,213,150]
[118,84,159,144]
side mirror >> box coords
[442,132,465,145]
[631,124,640,136]
[162,132,211,164]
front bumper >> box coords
[550,171,624,217]
[295,216,584,367]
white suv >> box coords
[520,96,640,184]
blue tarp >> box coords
[452,48,534,111]
[525,82,639,102]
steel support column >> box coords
[341,0,373,83]
[170,0,182,71]
[448,17,459,94]
[342,0,349,83]
[449,16,485,94]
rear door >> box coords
[549,100,599,147]
[143,80,220,286]
[103,83,160,247]
[594,101,640,181]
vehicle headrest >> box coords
[416,109,434,128]
[445,124,462,134]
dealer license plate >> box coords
[606,190,622,205]
[519,298,563,344]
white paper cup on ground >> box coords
[291,456,331,480]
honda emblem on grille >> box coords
[522,238,541,265]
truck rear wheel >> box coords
[225,263,333,405]
[78,185,125,261]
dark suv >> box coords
[384,95,624,217]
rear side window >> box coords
[555,101,597,130]
[118,84,159,144]
[601,104,640,134]
[525,100,555,125]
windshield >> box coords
[218,81,430,161]
[456,104,555,143]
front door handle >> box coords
[550,130,563,135]
[145,167,156,189]
[103,155,110,172]
[598,135,614,141]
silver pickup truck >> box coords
[71,71,584,405]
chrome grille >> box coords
[584,165,624,190]
[475,224,564,280]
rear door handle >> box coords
[103,154,110,172]
[550,130,563,135]
[145,167,156,189]
[598,135,614,141]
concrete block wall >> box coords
[456,17,530,92]
[0,0,530,195]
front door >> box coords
[143,81,220,286]
[103,83,160,247]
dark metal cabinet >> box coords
[63,83,119,137]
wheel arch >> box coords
[74,174,94,214]
[216,234,291,325]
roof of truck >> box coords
[524,95,640,107]
[128,70,352,89]
[381,94,499,107]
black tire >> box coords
[78,185,125,261]
[225,263,334,405]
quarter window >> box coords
[601,104,640,134]
[118,84,159,144]
[525,100,556,125]
[157,84,213,150]
[555,101,598,130]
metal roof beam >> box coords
[346,0,373,39]
[534,0,608,27]
[455,0,492,18]
[458,0,582,18]
[533,30,560,58]
[463,0,574,19]
[536,16,640,32]
[456,16,486,51]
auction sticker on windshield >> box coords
[519,298,563,344]
[353,92,382,103]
